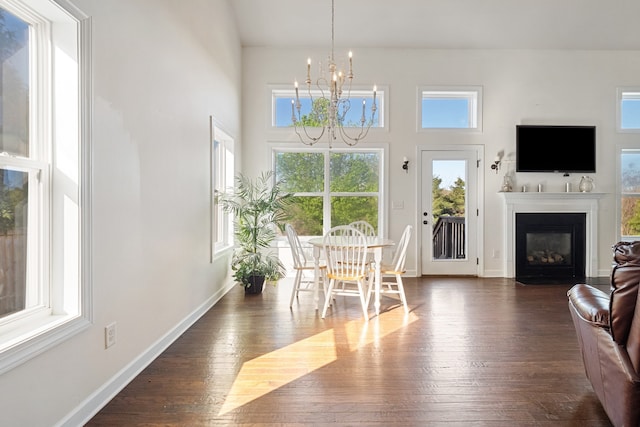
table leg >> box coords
[374,247,382,315]
[313,245,321,310]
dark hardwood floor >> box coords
[86,276,612,426]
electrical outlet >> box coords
[105,322,116,349]
[492,249,500,259]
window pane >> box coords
[0,169,28,318]
[422,98,470,128]
[273,90,381,128]
[431,160,467,260]
[0,9,29,157]
[275,152,324,193]
[329,152,379,192]
[288,196,323,236]
[622,151,640,192]
[621,196,640,238]
[621,94,640,130]
[331,196,378,231]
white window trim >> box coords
[0,0,91,375]
[417,85,483,133]
[616,87,640,133]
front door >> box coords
[420,148,479,275]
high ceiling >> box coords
[229,0,640,50]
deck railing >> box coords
[432,216,466,259]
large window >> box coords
[211,120,234,256]
[0,0,89,374]
[419,86,482,131]
[273,148,383,236]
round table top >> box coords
[308,236,394,249]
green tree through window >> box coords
[274,149,381,236]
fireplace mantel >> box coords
[501,192,605,278]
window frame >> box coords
[270,144,388,237]
[617,87,640,132]
[618,145,640,241]
[0,0,91,375]
[211,118,234,258]
[417,86,483,133]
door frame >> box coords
[415,144,485,276]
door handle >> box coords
[423,220,428,225]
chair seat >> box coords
[327,271,366,282]
[295,260,327,271]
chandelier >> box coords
[291,0,377,147]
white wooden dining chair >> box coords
[285,224,326,307]
[322,225,370,319]
[367,224,412,313]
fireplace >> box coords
[502,192,603,278]
[515,213,586,282]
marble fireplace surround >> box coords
[501,192,605,278]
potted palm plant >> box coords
[218,171,293,294]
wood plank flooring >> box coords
[86,276,613,426]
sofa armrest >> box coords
[567,283,610,328]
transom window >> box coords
[272,88,384,128]
[273,148,383,236]
[419,86,482,131]
[617,88,640,131]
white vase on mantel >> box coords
[578,176,594,193]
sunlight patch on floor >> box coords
[219,310,418,415]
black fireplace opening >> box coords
[515,213,586,283]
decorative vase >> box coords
[578,176,594,193]
[245,275,265,294]
[500,175,513,192]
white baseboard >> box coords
[56,279,236,427]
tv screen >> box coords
[516,125,596,173]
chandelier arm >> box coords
[294,119,326,146]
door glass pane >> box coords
[0,9,30,157]
[432,160,466,260]
[0,168,28,318]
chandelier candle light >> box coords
[291,0,377,147]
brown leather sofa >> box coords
[567,241,640,427]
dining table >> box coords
[308,235,395,316]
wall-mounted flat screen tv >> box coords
[516,125,596,173]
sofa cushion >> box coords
[610,241,640,344]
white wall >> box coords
[0,1,242,425]
[243,47,640,277]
